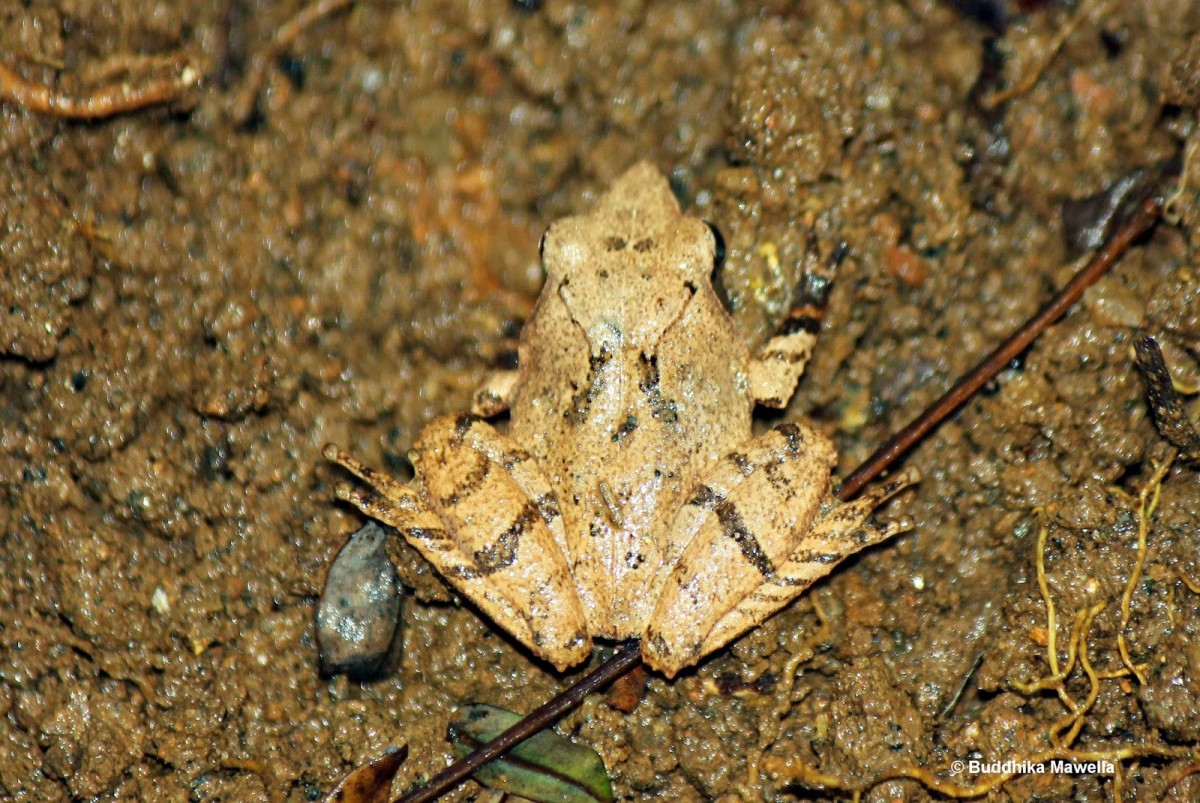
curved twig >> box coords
[0,55,199,119]
[232,0,354,124]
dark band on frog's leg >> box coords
[685,483,776,579]
[777,423,806,457]
[751,235,846,408]
[775,235,845,341]
[407,524,451,544]
[451,413,479,443]
[467,500,540,576]
[716,500,776,579]
[437,457,492,507]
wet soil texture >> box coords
[3,1,1200,800]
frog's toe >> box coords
[641,624,701,679]
[532,627,593,673]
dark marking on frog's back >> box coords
[686,483,722,510]
[568,345,614,424]
[638,353,678,424]
[612,415,639,443]
[534,492,561,523]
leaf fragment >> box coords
[323,744,408,803]
[448,703,614,803]
[1134,335,1200,463]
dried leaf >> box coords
[449,704,614,803]
[323,744,407,803]
[1135,335,1200,463]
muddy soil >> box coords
[3,1,1200,800]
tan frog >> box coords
[325,162,917,677]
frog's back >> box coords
[509,164,755,638]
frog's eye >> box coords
[704,221,732,311]
[536,230,550,281]
[704,221,726,273]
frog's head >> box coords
[540,162,720,352]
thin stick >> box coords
[395,642,642,803]
[388,195,1164,802]
[0,56,199,120]
[980,0,1104,109]
[232,0,354,123]
[836,196,1162,501]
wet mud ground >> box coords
[3,1,1200,800]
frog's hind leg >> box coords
[749,233,844,408]
[324,445,495,598]
[642,421,916,677]
[324,420,592,671]
[692,467,918,664]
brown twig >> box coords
[0,55,199,119]
[383,192,1165,803]
[232,0,354,124]
[837,196,1163,501]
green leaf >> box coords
[448,703,614,803]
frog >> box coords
[324,162,917,678]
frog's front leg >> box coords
[324,414,591,671]
[642,422,917,677]
[749,236,842,408]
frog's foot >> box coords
[325,428,591,672]
[642,420,917,677]
[749,231,844,408]
[324,444,429,526]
